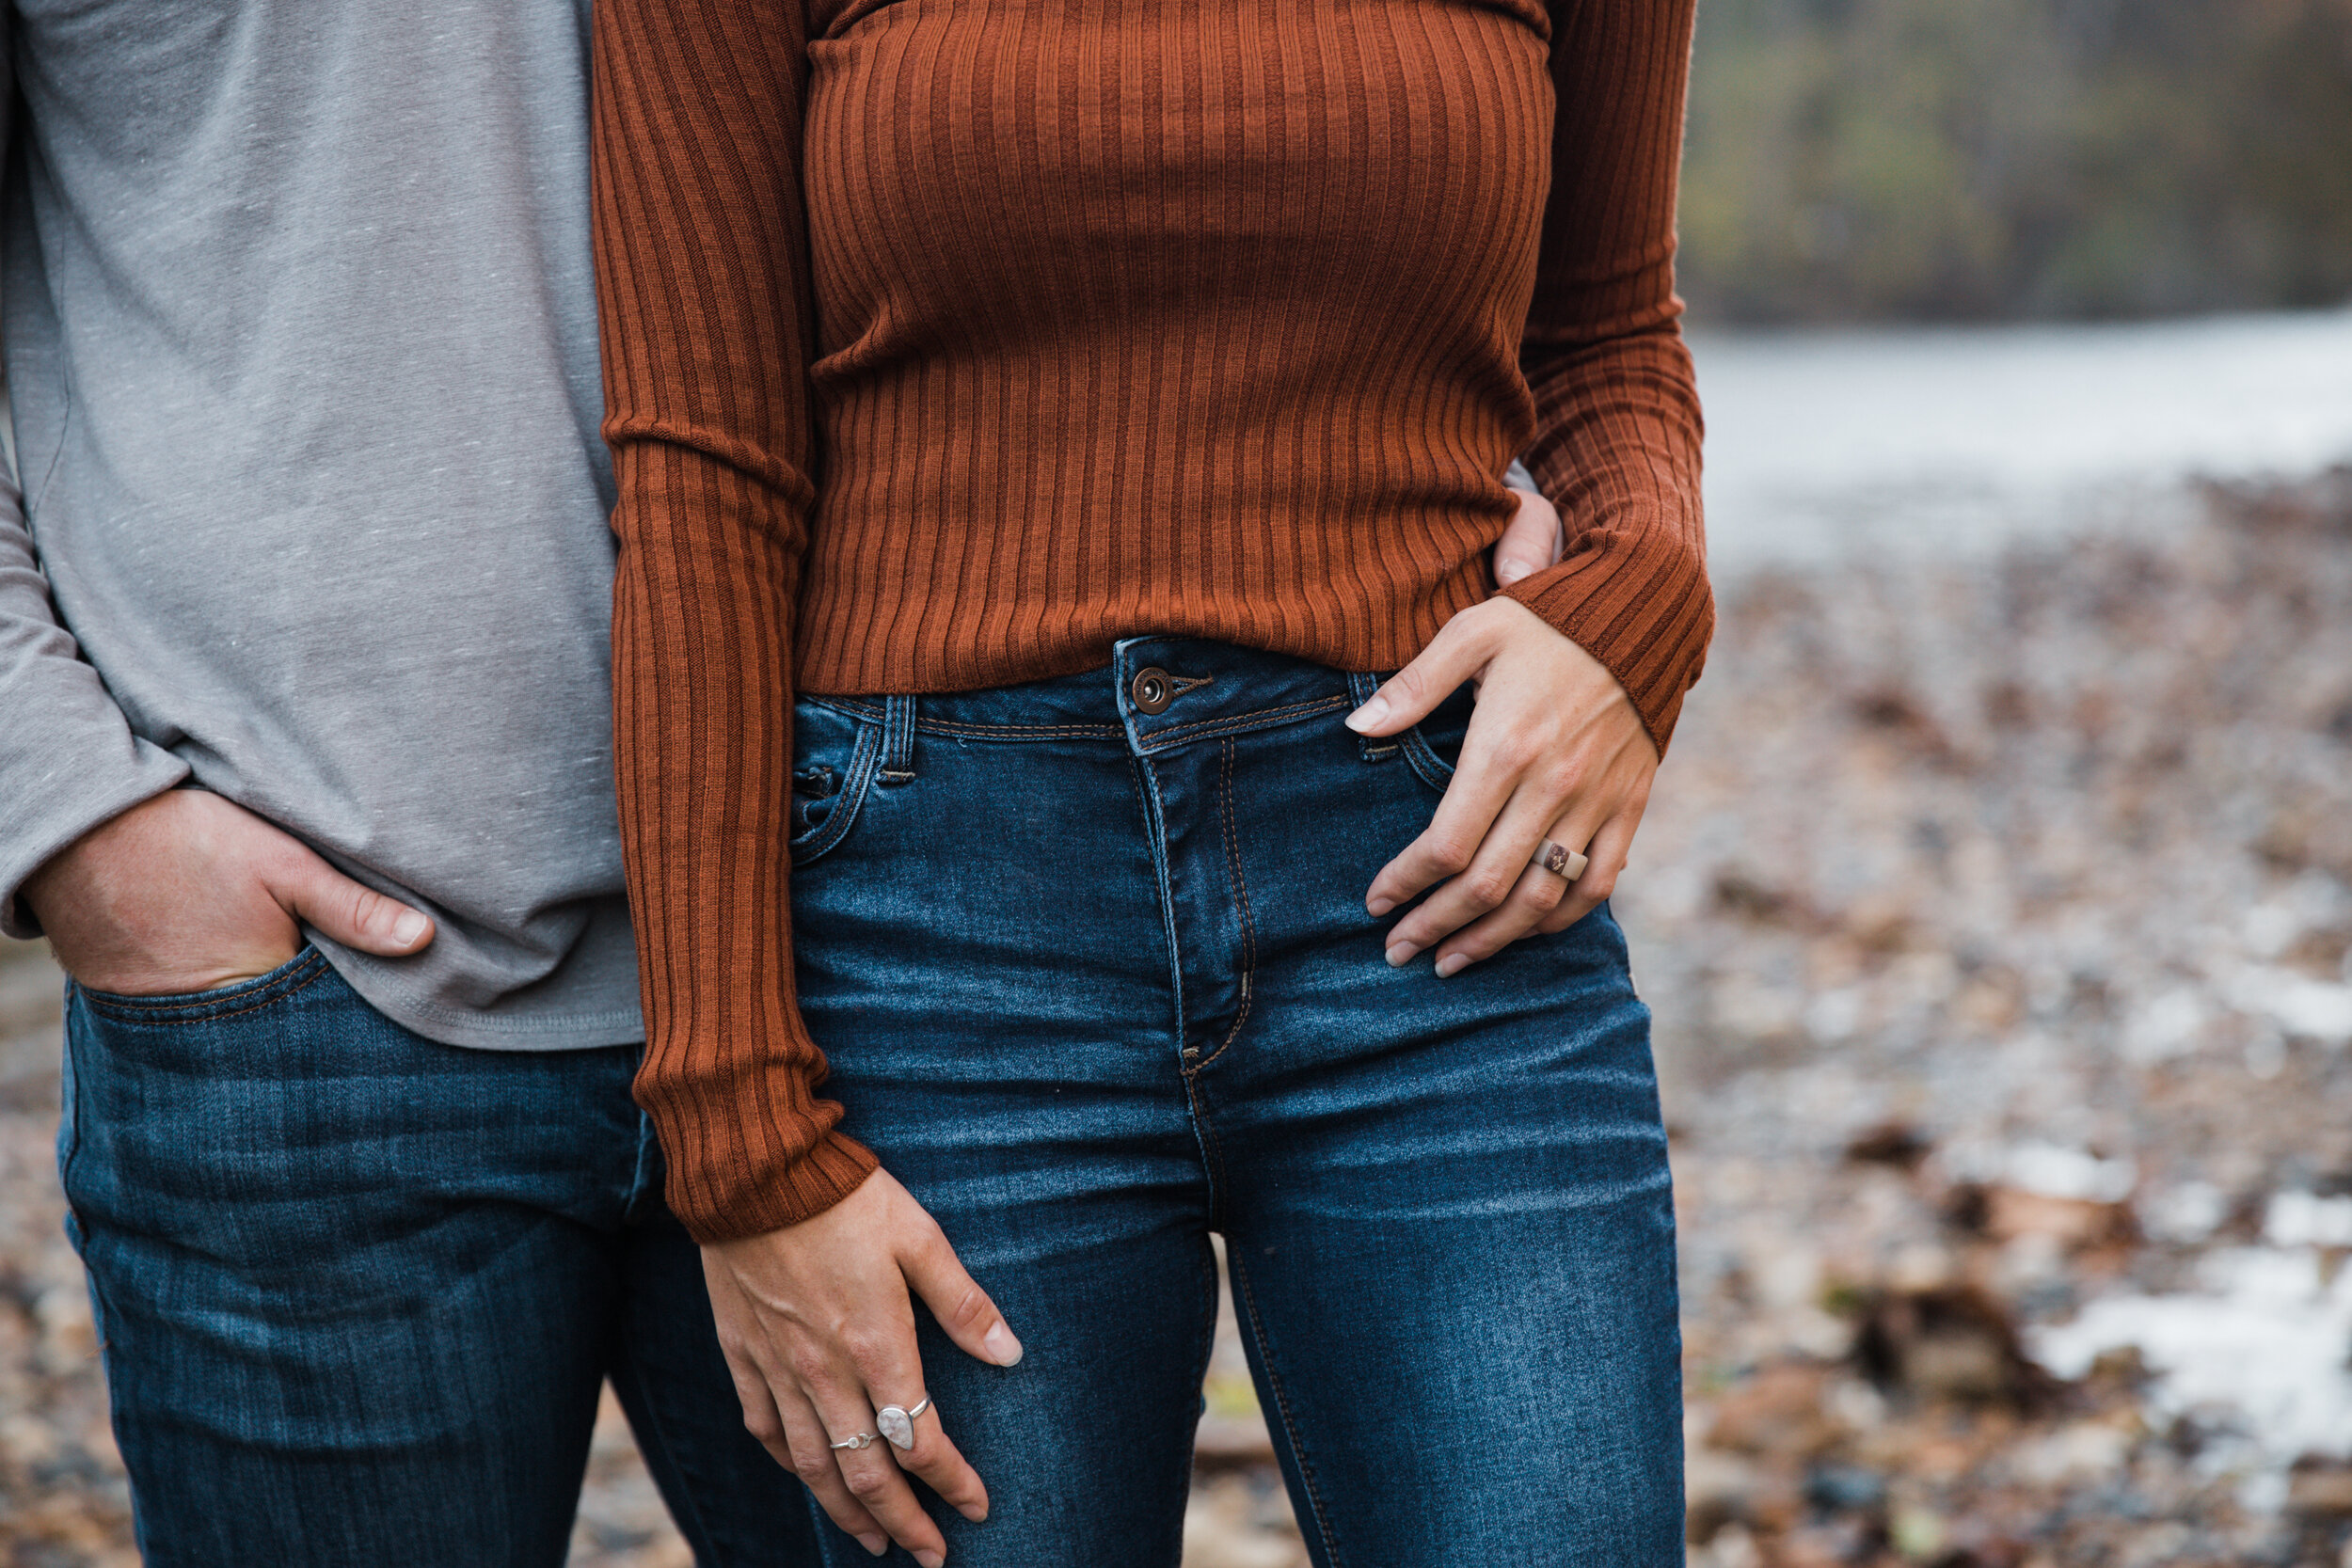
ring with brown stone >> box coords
[1534,839,1589,882]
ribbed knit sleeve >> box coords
[591,0,877,1241]
[1502,0,1712,753]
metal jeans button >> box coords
[1131,667,1174,715]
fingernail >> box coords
[1435,953,1469,978]
[391,911,427,945]
[984,1322,1024,1366]
[1367,896,1395,917]
[1498,561,1528,585]
[1386,942,1418,968]
[856,1535,888,1558]
[916,1552,946,1568]
[1343,695,1391,734]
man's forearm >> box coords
[0,485,190,936]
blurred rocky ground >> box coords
[1645,467,2352,1568]
[5,468,2352,1563]
[0,942,129,1568]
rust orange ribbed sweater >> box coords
[591,0,1710,1242]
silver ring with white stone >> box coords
[828,1431,878,1451]
[875,1396,933,1451]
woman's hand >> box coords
[702,1169,1024,1564]
[1347,597,1658,974]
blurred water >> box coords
[1692,305,2352,572]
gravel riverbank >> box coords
[4,468,2349,1563]
[1648,467,2352,1568]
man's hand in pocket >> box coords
[23,791,434,995]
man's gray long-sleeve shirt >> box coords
[0,0,643,1049]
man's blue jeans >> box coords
[59,953,821,1566]
[787,638,1683,1567]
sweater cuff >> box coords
[655,1115,882,1243]
[1501,523,1713,755]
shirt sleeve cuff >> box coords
[0,739,190,939]
[660,1122,882,1244]
[1500,521,1714,755]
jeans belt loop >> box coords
[882,694,918,783]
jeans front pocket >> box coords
[789,698,886,866]
[60,943,343,1353]
[72,944,330,1026]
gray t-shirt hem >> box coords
[317,936,645,1053]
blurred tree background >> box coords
[1678,0,2352,322]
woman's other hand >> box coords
[1347,597,1658,974]
[702,1169,1024,1564]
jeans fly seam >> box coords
[1138,694,1349,751]
[1190,738,1254,1073]
[1129,755,1190,1076]
[1229,1253,1344,1566]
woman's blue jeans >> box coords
[788,638,1683,1567]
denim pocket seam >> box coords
[76,946,330,1025]
[789,712,885,867]
[1401,723,1455,793]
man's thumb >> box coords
[275,854,435,956]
